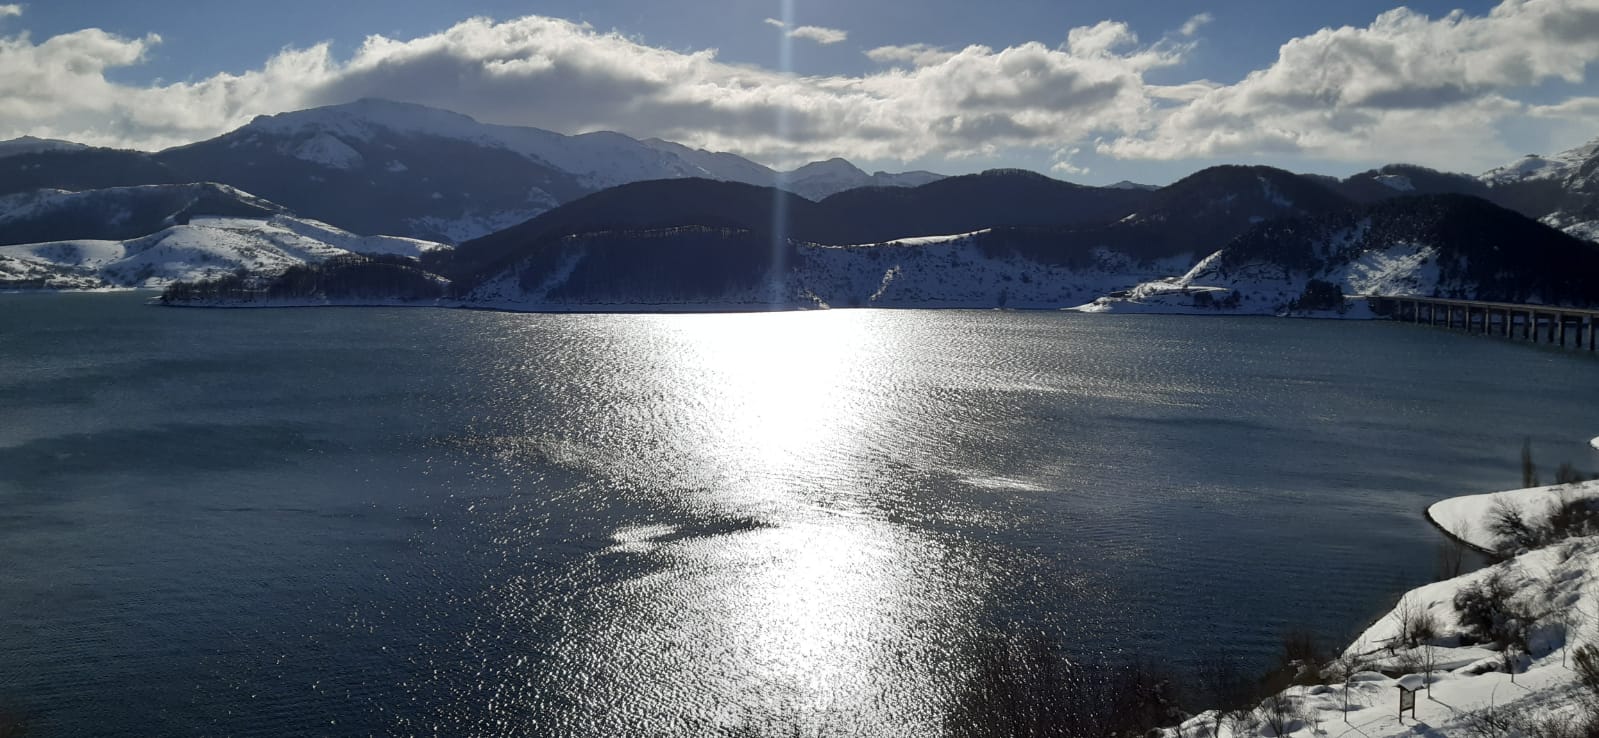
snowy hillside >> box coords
[1077,195,1599,316]
[0,214,447,290]
[1167,475,1599,738]
[1482,136,1599,243]
[1482,138,1599,186]
[793,232,1188,309]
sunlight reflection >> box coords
[670,311,873,491]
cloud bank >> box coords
[0,1,1595,172]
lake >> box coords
[2,292,1596,736]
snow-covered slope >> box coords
[1482,135,1599,243]
[0,214,448,290]
[1169,476,1599,738]
[0,136,88,159]
[1482,138,1599,186]
[1077,195,1599,316]
[793,232,1185,308]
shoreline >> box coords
[1170,467,1599,737]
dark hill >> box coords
[452,170,1153,286]
[0,148,181,196]
[1221,193,1599,304]
[1336,164,1490,204]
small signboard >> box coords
[1397,684,1418,720]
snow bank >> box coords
[1428,480,1599,551]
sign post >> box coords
[1397,684,1418,721]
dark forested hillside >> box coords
[0,148,182,196]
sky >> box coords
[4,0,1599,184]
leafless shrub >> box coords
[1461,700,1599,738]
[944,629,1185,738]
[1488,499,1542,556]
[1256,691,1304,738]
[1454,571,1535,650]
[1279,629,1325,685]
[1546,491,1599,541]
[1392,593,1441,650]
[1576,643,1599,698]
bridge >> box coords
[1362,295,1599,351]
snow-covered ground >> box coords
[1429,481,1599,551]
[1169,475,1599,738]
[0,215,448,289]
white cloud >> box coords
[1179,13,1213,38]
[763,18,848,45]
[1,1,1596,173]
[787,25,848,45]
[0,14,1178,163]
[0,5,21,19]
[1050,146,1089,175]
[865,43,956,67]
[1102,0,1599,169]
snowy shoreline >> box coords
[1171,474,1599,737]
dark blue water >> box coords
[2,292,1596,736]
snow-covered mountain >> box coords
[1482,138,1599,186]
[0,212,447,290]
[81,100,939,242]
[1481,136,1599,242]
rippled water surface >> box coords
[3,293,1598,735]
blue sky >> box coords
[6,0,1599,184]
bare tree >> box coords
[1257,691,1301,738]
[1391,592,1440,650]
[1522,438,1540,489]
[1325,639,1371,723]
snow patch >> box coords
[289,133,363,170]
[1374,173,1415,192]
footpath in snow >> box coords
[1169,476,1599,738]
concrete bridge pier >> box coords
[1366,295,1598,354]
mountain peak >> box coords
[788,157,867,179]
[243,98,490,143]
